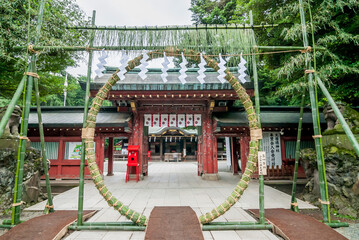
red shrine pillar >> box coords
[107,137,114,176]
[201,112,218,180]
[240,135,250,173]
[128,112,144,177]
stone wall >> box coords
[0,139,45,214]
[301,144,359,218]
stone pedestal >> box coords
[322,134,359,150]
[202,173,219,181]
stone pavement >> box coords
[26,162,316,240]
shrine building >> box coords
[27,67,324,180]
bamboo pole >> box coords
[79,222,138,226]
[249,11,265,224]
[77,10,96,226]
[34,76,54,213]
[68,24,279,31]
[202,224,272,231]
[316,77,359,156]
[11,0,47,225]
[68,225,146,231]
[0,224,15,229]
[2,219,24,225]
[0,76,26,137]
[68,223,272,231]
[325,222,349,228]
[298,0,330,222]
[11,61,35,224]
[290,90,306,212]
[205,221,268,225]
[13,45,324,52]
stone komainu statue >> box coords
[323,103,344,130]
[323,102,359,131]
[0,105,22,138]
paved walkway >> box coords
[26,162,316,240]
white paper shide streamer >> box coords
[138,50,149,80]
[179,52,188,85]
[238,53,247,84]
[197,53,206,84]
[217,53,227,84]
[161,52,170,83]
[95,49,108,78]
[117,51,129,80]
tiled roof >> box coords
[28,107,130,127]
[214,106,326,127]
[84,67,254,91]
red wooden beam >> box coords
[91,89,254,100]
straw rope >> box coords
[12,201,25,207]
[19,136,30,141]
[27,44,39,54]
[82,49,260,226]
[305,69,315,74]
[312,135,322,139]
[318,198,330,205]
[25,72,40,79]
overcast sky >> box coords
[67,0,193,77]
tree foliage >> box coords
[0,0,89,103]
[189,0,359,106]
[190,0,237,24]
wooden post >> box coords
[212,135,218,174]
[58,139,64,178]
[240,135,250,173]
[183,138,186,161]
[201,112,218,180]
[129,112,143,175]
[232,137,239,175]
[107,137,114,176]
[160,138,163,161]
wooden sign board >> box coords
[258,151,267,175]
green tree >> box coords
[270,0,359,106]
[189,0,359,106]
[190,0,237,24]
[0,0,89,102]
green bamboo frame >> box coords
[68,24,278,31]
[298,0,330,222]
[2,0,355,231]
[13,45,323,52]
[81,49,261,226]
[77,10,97,227]
[249,11,265,224]
[290,90,306,212]
[9,0,55,225]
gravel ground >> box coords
[335,223,359,240]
